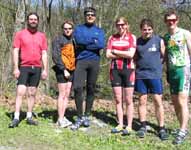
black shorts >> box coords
[53,66,73,83]
[17,66,41,87]
[110,68,135,87]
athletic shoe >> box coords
[137,127,147,138]
[173,129,188,145]
[122,127,132,136]
[82,116,90,127]
[70,117,83,131]
[158,128,168,140]
[57,117,72,128]
[171,129,180,137]
[111,125,123,133]
[9,119,20,128]
[26,118,38,126]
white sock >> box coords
[14,112,20,120]
[26,112,32,118]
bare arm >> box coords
[41,50,48,80]
[111,47,136,58]
[160,39,165,58]
[185,31,191,56]
[106,49,120,59]
[12,48,20,78]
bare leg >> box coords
[138,94,147,123]
[123,87,134,129]
[171,95,181,124]
[153,94,164,127]
[177,92,189,130]
[113,86,123,127]
[15,85,27,113]
[27,86,37,114]
[57,82,72,120]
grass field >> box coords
[0,94,191,150]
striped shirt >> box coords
[107,33,136,69]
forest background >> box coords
[0,0,191,99]
[0,1,191,150]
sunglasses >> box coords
[86,14,96,17]
[64,27,72,30]
[143,28,152,31]
[166,19,177,23]
[116,23,125,27]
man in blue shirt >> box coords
[71,7,105,130]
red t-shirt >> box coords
[13,29,48,67]
[107,32,136,69]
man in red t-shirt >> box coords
[9,12,48,128]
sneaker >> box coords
[158,128,168,140]
[173,129,188,145]
[111,125,123,134]
[9,119,20,128]
[57,117,72,128]
[122,127,132,136]
[26,118,38,126]
[171,129,180,137]
[137,127,147,138]
[70,117,83,131]
[82,116,90,127]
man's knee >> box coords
[28,87,37,97]
[16,85,27,96]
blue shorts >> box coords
[135,79,163,94]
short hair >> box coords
[84,7,96,16]
[27,12,39,21]
[140,18,154,29]
[61,20,74,29]
[164,9,179,21]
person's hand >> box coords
[64,69,70,79]
[111,49,116,55]
[41,69,48,80]
[13,68,20,79]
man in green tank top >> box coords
[164,10,191,145]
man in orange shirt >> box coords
[9,12,48,128]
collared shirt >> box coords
[13,29,48,67]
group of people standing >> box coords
[8,7,191,145]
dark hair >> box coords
[61,20,74,29]
[84,7,96,16]
[27,12,39,21]
[140,18,153,29]
[164,9,178,21]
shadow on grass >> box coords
[37,108,77,123]
[6,111,27,121]
[132,119,172,135]
[6,109,172,135]
[6,111,35,125]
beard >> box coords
[27,22,38,30]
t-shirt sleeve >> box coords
[41,33,48,50]
[13,32,21,48]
